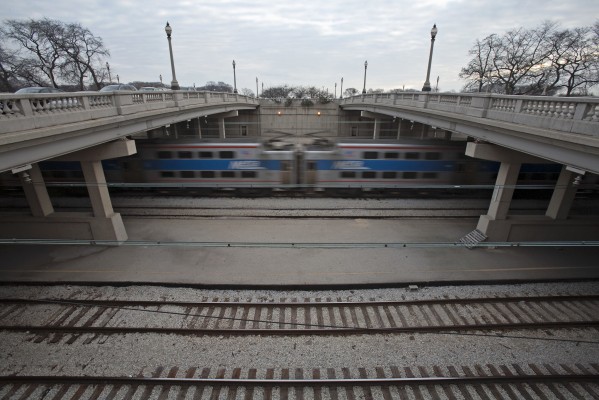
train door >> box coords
[280,160,291,185]
[305,160,317,186]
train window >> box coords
[351,126,358,136]
[422,172,438,179]
[402,172,417,179]
[425,152,441,160]
[384,152,399,159]
[405,152,420,159]
[72,171,84,179]
[382,171,397,179]
[363,151,378,159]
[241,171,256,178]
[308,161,316,171]
[341,171,356,178]
[200,171,215,178]
[160,171,175,178]
[177,151,193,159]
[219,151,235,159]
[157,151,173,159]
[362,171,376,179]
[241,125,248,136]
[199,152,213,158]
[531,173,545,180]
[221,171,235,178]
[518,172,527,180]
[180,171,195,178]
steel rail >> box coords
[2,320,598,336]
[1,294,597,308]
[0,373,596,386]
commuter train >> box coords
[3,137,575,194]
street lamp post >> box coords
[106,62,112,83]
[421,24,438,92]
[232,60,238,93]
[164,22,180,90]
[362,61,368,94]
[340,77,343,99]
[256,77,259,98]
[334,82,337,98]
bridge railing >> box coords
[341,93,599,137]
[0,91,259,135]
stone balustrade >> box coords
[0,90,259,137]
[341,92,599,137]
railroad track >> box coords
[1,295,597,340]
[1,364,597,399]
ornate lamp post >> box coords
[362,61,368,94]
[164,22,180,90]
[340,77,343,99]
[232,60,238,93]
[106,62,112,83]
[421,24,438,92]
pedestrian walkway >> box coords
[0,217,597,286]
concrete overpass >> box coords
[340,92,599,243]
[0,90,258,242]
[1,90,598,243]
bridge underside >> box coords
[0,139,136,243]
[466,142,598,243]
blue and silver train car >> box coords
[301,139,494,189]
[136,138,296,188]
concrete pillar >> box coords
[218,117,226,138]
[20,164,54,217]
[373,119,380,139]
[546,166,578,220]
[80,160,114,218]
[487,161,521,220]
[396,120,402,139]
[197,117,202,138]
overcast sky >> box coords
[5,0,599,93]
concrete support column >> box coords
[80,160,114,218]
[20,164,54,217]
[197,117,202,138]
[396,120,402,139]
[487,161,521,220]
[218,118,226,139]
[546,166,578,220]
[373,119,380,139]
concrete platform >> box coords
[0,217,598,287]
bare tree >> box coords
[459,35,497,92]
[343,88,359,97]
[60,22,110,90]
[1,18,111,90]
[460,21,599,96]
[240,88,254,97]
[545,26,599,96]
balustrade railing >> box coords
[340,92,599,137]
[0,91,259,135]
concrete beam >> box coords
[360,111,393,120]
[211,110,239,119]
[466,142,550,163]
[54,139,137,162]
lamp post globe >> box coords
[362,61,368,94]
[422,24,438,92]
[165,22,180,90]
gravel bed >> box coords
[0,282,597,378]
